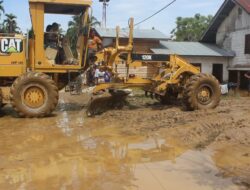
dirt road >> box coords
[0,92,249,190]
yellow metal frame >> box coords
[0,35,27,77]
[93,18,200,95]
[29,0,91,73]
[152,55,200,95]
[29,0,92,6]
[0,0,92,104]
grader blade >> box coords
[86,89,131,116]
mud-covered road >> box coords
[0,92,249,190]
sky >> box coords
[1,0,224,35]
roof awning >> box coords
[228,65,250,71]
[151,41,235,57]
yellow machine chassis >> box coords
[28,0,91,73]
[93,19,200,96]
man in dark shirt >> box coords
[245,71,250,96]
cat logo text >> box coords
[0,38,23,54]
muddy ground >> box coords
[0,90,249,190]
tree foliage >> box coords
[0,1,20,34]
[0,0,4,31]
[171,14,213,41]
[66,15,100,56]
[3,13,20,33]
[66,15,82,57]
[90,16,101,28]
[0,0,4,19]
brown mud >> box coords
[0,91,249,189]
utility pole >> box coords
[99,0,110,28]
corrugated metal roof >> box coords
[151,41,235,57]
[94,28,169,40]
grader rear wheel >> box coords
[183,73,221,110]
[10,72,59,118]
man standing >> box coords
[244,71,250,96]
[88,29,103,57]
[94,66,100,85]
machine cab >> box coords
[29,0,92,73]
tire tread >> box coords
[183,73,220,111]
[10,72,59,118]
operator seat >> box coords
[61,37,78,65]
[44,31,59,63]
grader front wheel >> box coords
[183,73,221,110]
[10,72,59,118]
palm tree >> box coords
[66,15,100,56]
[90,16,101,27]
[3,13,20,33]
[67,15,82,57]
[0,0,4,19]
[0,0,5,32]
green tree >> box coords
[3,13,20,33]
[0,0,5,31]
[90,16,101,27]
[67,15,82,57]
[0,0,4,19]
[171,14,213,41]
[66,15,100,56]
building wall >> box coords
[119,39,160,53]
[100,38,162,78]
[115,56,229,82]
[102,38,113,47]
[183,56,230,82]
[116,63,159,78]
[216,5,250,66]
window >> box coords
[212,64,223,83]
[238,7,242,16]
[245,34,250,54]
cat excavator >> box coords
[0,0,220,118]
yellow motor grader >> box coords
[0,0,220,118]
[89,18,220,112]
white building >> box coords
[153,0,250,88]
[201,0,250,88]
[152,42,234,83]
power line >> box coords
[134,0,177,26]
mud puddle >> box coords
[129,150,242,190]
[0,93,249,189]
[0,121,246,189]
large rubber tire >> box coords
[10,72,59,118]
[183,73,221,110]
